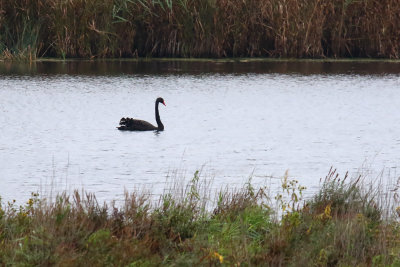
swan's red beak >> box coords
[162,101,166,106]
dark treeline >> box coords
[1,0,399,59]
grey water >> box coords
[1,60,400,204]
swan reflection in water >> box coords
[118,97,166,131]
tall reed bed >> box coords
[1,169,400,265]
[1,0,400,60]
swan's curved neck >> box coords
[155,101,164,131]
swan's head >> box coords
[157,97,166,106]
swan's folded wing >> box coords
[119,117,126,125]
[118,118,157,131]
[119,117,134,126]
[118,117,134,130]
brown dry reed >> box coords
[1,0,400,60]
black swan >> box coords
[118,97,166,131]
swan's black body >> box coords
[118,97,165,131]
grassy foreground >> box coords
[1,169,400,266]
[1,0,400,60]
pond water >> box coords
[1,60,400,204]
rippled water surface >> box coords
[1,60,400,203]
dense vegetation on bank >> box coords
[0,0,399,60]
[1,169,400,266]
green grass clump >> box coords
[1,169,400,265]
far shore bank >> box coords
[2,57,400,63]
[1,57,400,76]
